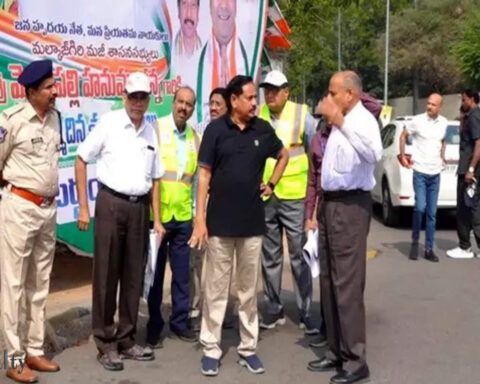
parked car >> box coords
[371,116,460,226]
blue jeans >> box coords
[412,171,440,249]
[147,219,192,343]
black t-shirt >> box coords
[198,114,283,237]
[459,107,480,175]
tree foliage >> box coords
[278,0,476,104]
[452,4,480,87]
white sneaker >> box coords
[446,247,474,259]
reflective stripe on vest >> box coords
[291,103,303,143]
[288,146,305,157]
[161,171,195,185]
[259,101,309,200]
[157,116,198,222]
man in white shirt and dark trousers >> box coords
[307,71,382,384]
[75,72,165,371]
[399,94,447,262]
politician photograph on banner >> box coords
[0,0,268,255]
[168,0,267,124]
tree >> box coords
[383,0,474,101]
[452,5,480,87]
[278,0,411,104]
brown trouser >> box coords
[319,191,371,373]
[92,188,149,353]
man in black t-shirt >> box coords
[189,75,288,376]
[447,89,480,259]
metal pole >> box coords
[384,0,390,105]
[337,9,342,71]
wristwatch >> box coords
[469,166,475,173]
[267,181,275,191]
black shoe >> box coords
[409,242,419,260]
[171,328,198,343]
[120,344,155,361]
[97,351,124,371]
[146,338,164,349]
[309,334,328,348]
[330,365,370,384]
[307,356,341,372]
[188,317,201,332]
[424,249,439,262]
[259,311,286,330]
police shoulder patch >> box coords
[0,126,7,143]
[3,103,24,119]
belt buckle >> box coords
[40,198,51,208]
[129,195,138,203]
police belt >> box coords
[9,185,55,207]
[323,189,369,201]
[100,183,149,203]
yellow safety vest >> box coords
[260,100,309,200]
[157,115,200,223]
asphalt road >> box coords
[32,207,480,384]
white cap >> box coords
[259,70,288,88]
[125,72,151,94]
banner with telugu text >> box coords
[0,0,267,255]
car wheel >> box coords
[382,181,399,227]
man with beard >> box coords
[195,0,249,123]
[146,86,200,346]
[447,90,480,259]
[0,59,61,383]
[76,72,164,371]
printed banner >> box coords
[0,0,267,255]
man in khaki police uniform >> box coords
[258,70,317,333]
[0,59,61,383]
[75,72,165,371]
[146,86,199,346]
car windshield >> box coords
[406,124,460,145]
[445,125,460,145]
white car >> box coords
[372,117,460,226]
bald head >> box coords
[328,70,363,114]
[336,71,363,93]
[426,93,443,119]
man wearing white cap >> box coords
[75,72,165,371]
[258,70,317,334]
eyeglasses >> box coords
[126,92,150,101]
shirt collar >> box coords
[121,108,147,134]
[425,112,440,123]
[168,113,188,137]
[344,100,362,123]
[225,114,257,130]
[466,106,479,117]
[24,101,55,123]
